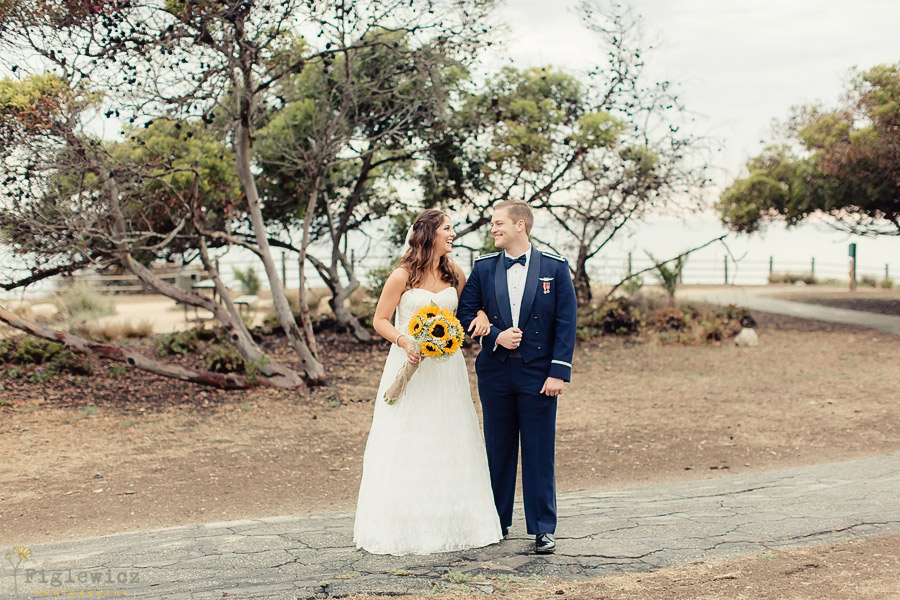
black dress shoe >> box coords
[535,533,556,554]
[501,526,509,538]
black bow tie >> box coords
[504,254,527,269]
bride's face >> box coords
[433,216,456,257]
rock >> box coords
[734,327,759,347]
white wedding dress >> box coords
[354,287,502,555]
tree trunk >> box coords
[297,182,321,357]
[93,148,304,388]
[332,285,372,341]
[0,304,268,389]
[308,254,373,341]
[573,247,593,308]
[118,253,304,388]
[234,122,327,384]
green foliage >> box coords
[232,266,262,295]
[244,354,269,385]
[203,343,246,374]
[1,336,64,365]
[47,350,93,375]
[620,274,644,295]
[718,63,900,236]
[155,329,200,356]
[108,364,127,378]
[109,118,241,258]
[0,336,91,375]
[0,72,89,140]
[646,252,687,300]
[880,277,894,289]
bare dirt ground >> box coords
[2,302,900,597]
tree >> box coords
[0,0,492,384]
[0,74,302,387]
[418,2,709,307]
[719,63,900,237]
[541,1,710,306]
[254,28,473,340]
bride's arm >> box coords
[373,268,420,363]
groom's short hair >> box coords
[494,200,534,235]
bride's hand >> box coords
[398,336,421,364]
[468,311,492,337]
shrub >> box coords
[57,280,115,320]
[880,277,894,289]
[620,275,644,296]
[48,350,93,375]
[72,320,154,342]
[646,252,687,300]
[203,343,245,374]
[860,274,879,287]
[768,272,817,285]
[232,266,262,295]
[3,337,64,365]
[648,307,688,332]
[155,329,200,356]
[577,297,642,339]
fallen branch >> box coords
[0,304,273,390]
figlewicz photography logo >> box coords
[5,547,36,595]
[5,546,136,597]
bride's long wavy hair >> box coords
[399,209,459,290]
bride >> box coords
[353,209,502,555]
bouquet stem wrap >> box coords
[384,360,419,405]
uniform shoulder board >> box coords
[541,251,567,262]
[474,252,500,262]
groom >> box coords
[458,200,577,554]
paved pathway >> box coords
[7,453,900,599]
[679,286,900,335]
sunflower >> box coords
[422,305,441,319]
[408,316,425,336]
[445,336,458,353]
[440,307,456,322]
[428,320,451,342]
[420,341,443,358]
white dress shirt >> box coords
[505,245,531,328]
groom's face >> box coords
[490,208,525,250]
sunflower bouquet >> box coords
[384,302,465,405]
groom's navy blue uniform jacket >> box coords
[458,248,577,535]
[458,249,577,380]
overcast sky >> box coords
[491,0,900,188]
